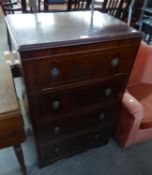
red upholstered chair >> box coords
[116,41,152,147]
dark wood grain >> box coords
[30,75,127,123]
[5,11,142,51]
[39,126,112,167]
[6,11,142,167]
[20,38,141,60]
[22,45,138,92]
[34,103,119,144]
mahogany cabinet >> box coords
[5,11,142,167]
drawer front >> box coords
[39,126,112,166]
[31,76,126,122]
[35,103,118,143]
[23,46,137,92]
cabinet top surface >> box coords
[5,11,142,51]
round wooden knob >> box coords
[50,67,60,78]
[53,127,61,134]
[111,58,119,68]
[51,100,61,110]
[104,88,112,97]
[99,113,106,120]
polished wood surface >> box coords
[6,11,142,167]
[30,75,127,123]
[5,11,141,51]
[0,64,26,175]
[0,64,18,115]
[22,45,138,92]
[40,126,112,164]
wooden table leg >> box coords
[13,145,27,175]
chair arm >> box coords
[116,91,145,147]
[122,92,144,119]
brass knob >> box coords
[99,113,106,120]
[53,127,61,134]
[50,67,60,78]
[111,58,119,68]
[104,88,112,97]
[51,100,61,110]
